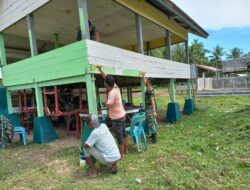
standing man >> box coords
[76,21,100,42]
[141,72,158,144]
[0,115,14,148]
[97,66,128,160]
[83,114,121,177]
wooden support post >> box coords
[185,41,189,64]
[27,14,38,56]
[170,79,176,102]
[127,87,133,104]
[96,85,100,109]
[53,33,59,49]
[166,30,176,102]
[185,41,192,99]
[6,90,13,114]
[77,0,90,40]
[135,14,144,54]
[35,83,44,117]
[0,33,7,66]
[79,86,83,111]
[86,74,98,114]
[166,30,172,60]
[187,79,192,99]
[135,13,146,108]
[130,87,133,105]
[54,86,59,113]
[127,87,130,103]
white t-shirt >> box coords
[86,123,121,162]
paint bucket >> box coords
[79,153,86,167]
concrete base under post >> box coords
[166,102,181,123]
[33,116,58,144]
[183,99,195,115]
[0,87,8,115]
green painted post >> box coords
[141,80,146,108]
[29,11,44,118]
[0,33,7,66]
[86,74,98,114]
[6,90,13,114]
[27,14,38,56]
[35,83,44,117]
[78,0,90,40]
[170,79,176,102]
[53,33,59,49]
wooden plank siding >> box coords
[3,39,191,90]
[0,0,49,32]
[2,41,88,87]
[86,40,191,79]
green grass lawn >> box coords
[1,96,250,190]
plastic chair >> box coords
[125,112,147,152]
[7,114,27,145]
[138,109,158,136]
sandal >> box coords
[111,163,118,174]
[87,170,98,178]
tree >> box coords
[150,43,186,63]
[227,47,243,59]
[171,43,185,62]
[210,45,225,68]
[189,39,208,65]
[149,47,166,59]
[243,51,250,58]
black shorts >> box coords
[112,116,127,145]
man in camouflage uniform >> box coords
[0,115,13,148]
[141,72,158,144]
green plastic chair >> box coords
[125,112,147,152]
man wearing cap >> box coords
[141,72,158,144]
[97,65,128,160]
[83,114,121,177]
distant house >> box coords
[223,57,250,73]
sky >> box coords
[172,0,250,55]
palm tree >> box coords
[243,51,250,58]
[189,39,207,64]
[210,45,225,68]
[171,43,185,62]
[227,47,243,59]
[149,47,166,59]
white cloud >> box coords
[172,0,250,30]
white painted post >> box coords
[0,33,7,66]
[27,14,38,56]
[77,0,90,40]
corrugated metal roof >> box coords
[146,0,208,38]
[197,64,221,72]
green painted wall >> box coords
[3,41,88,87]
